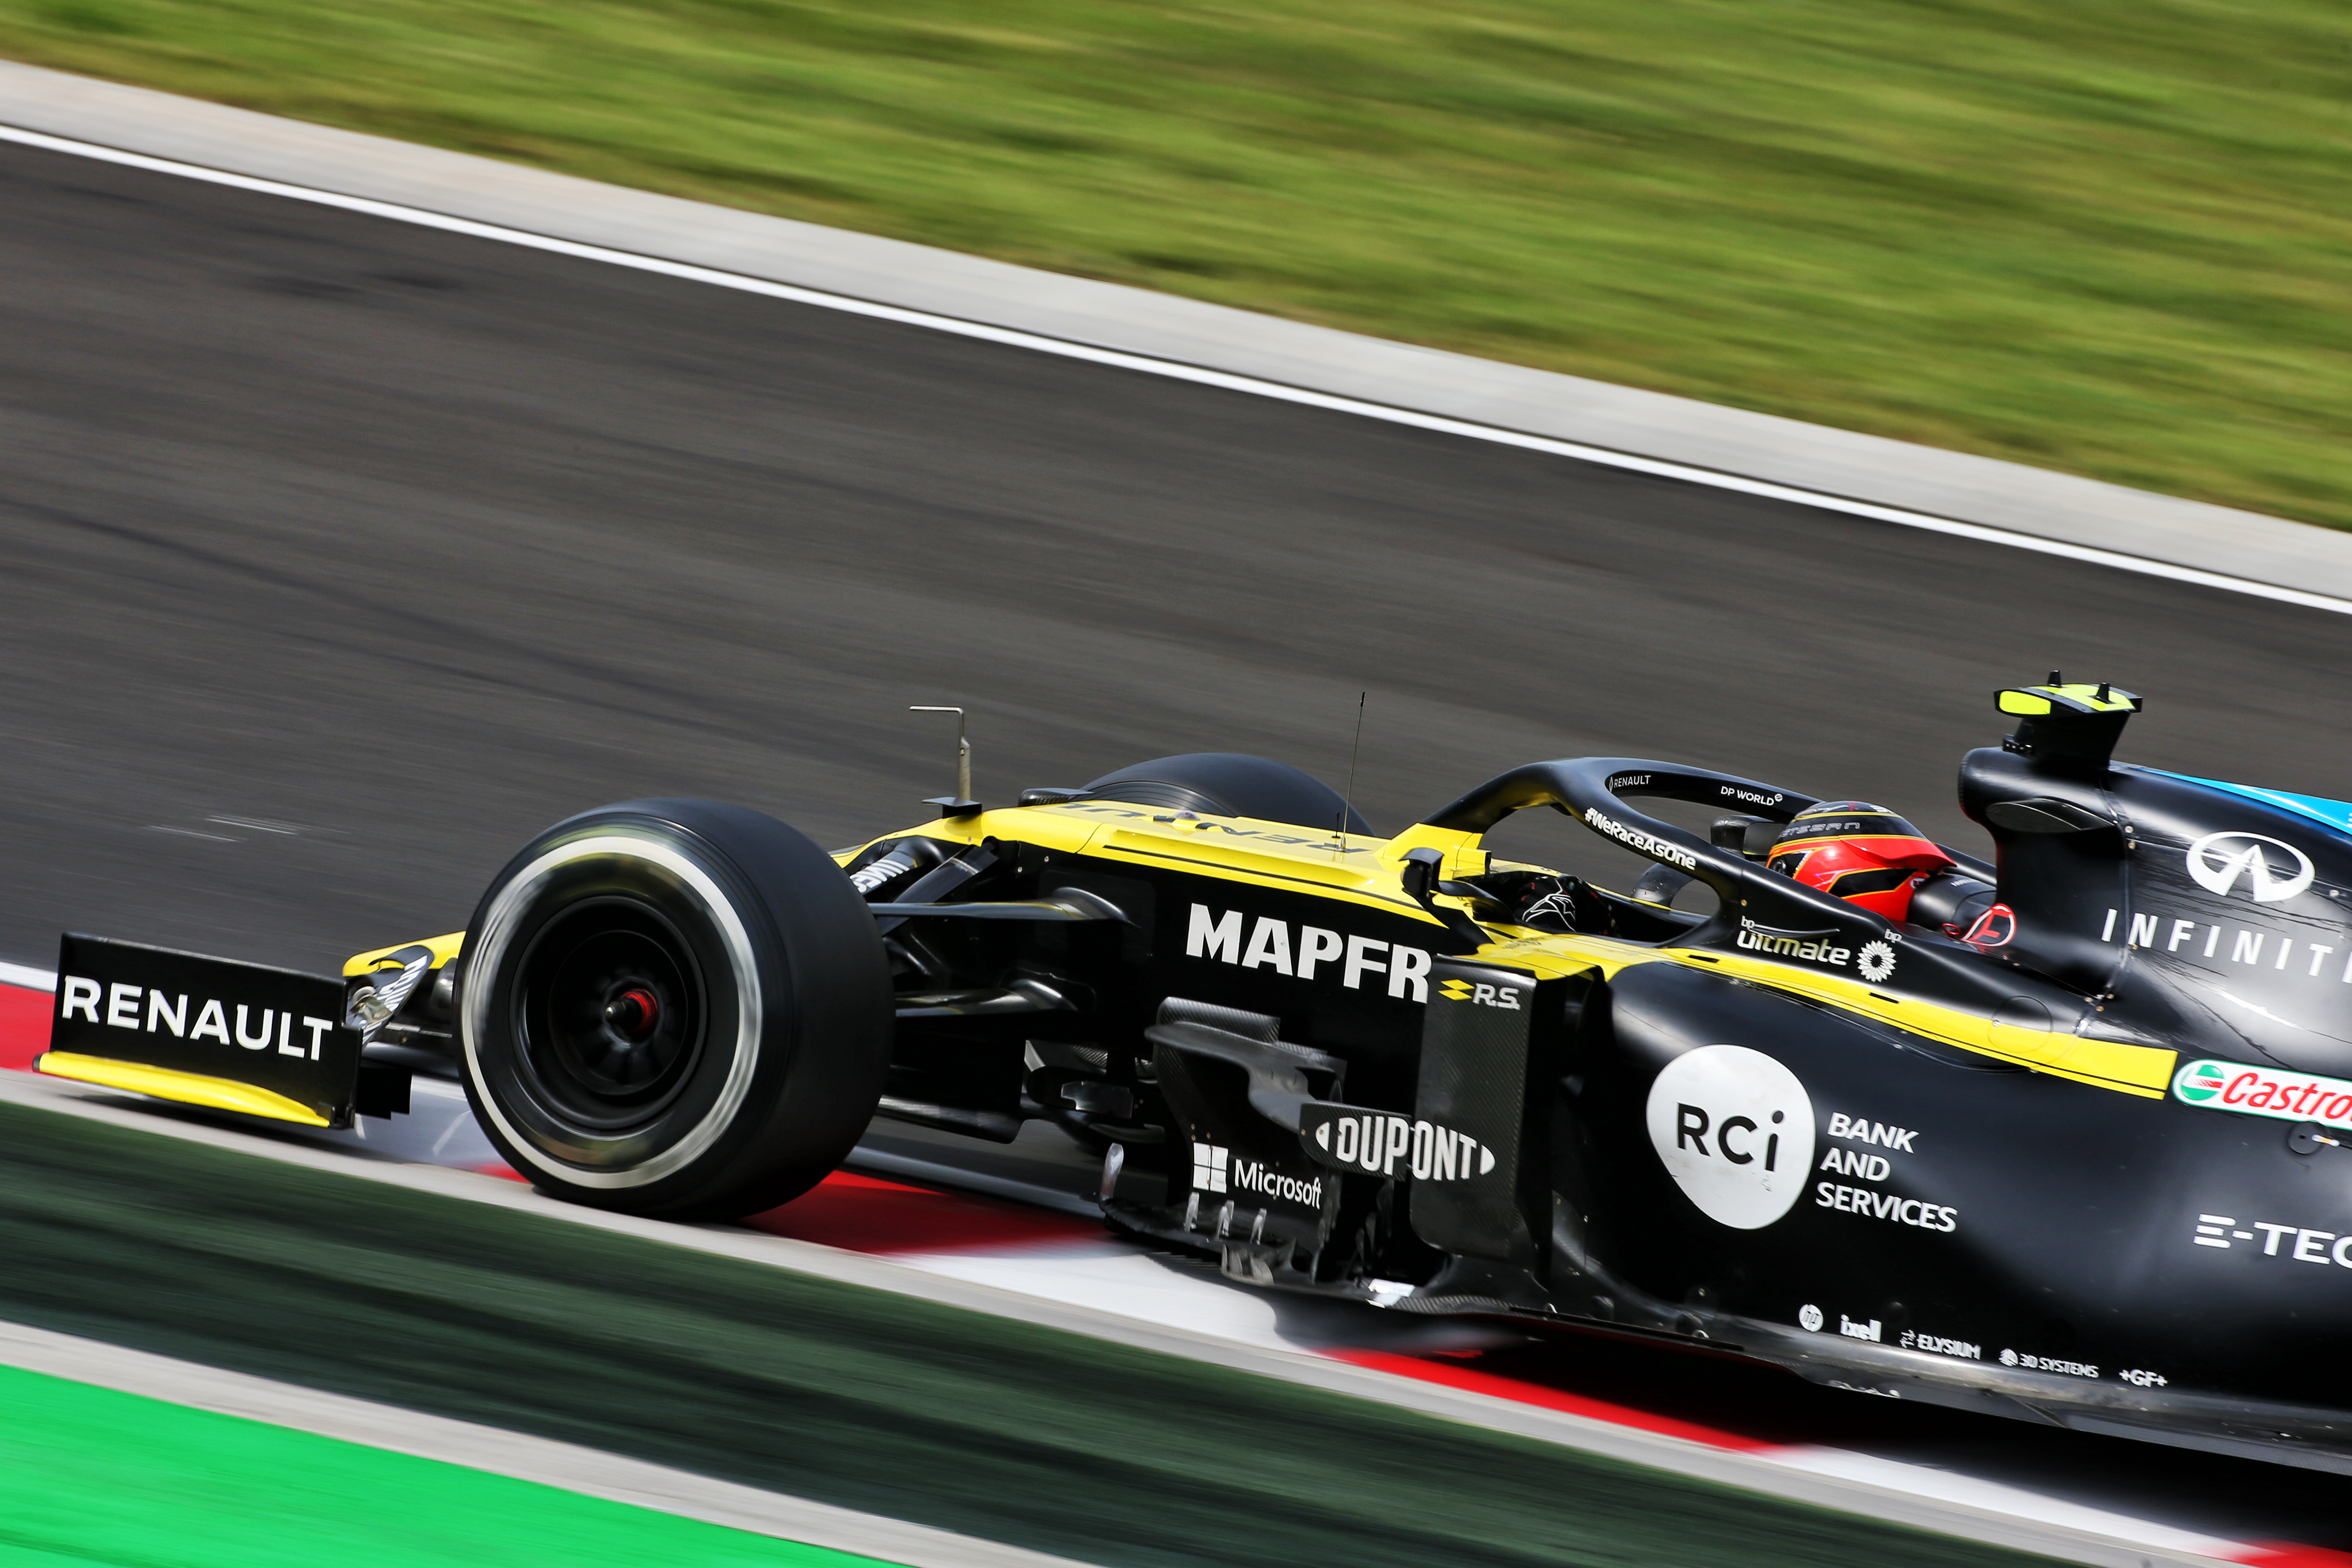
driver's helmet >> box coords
[1768,801,1955,922]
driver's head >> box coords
[1769,802,1955,922]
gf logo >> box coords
[1438,978,1521,1009]
[2186,832,2315,903]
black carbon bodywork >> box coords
[863,714,2352,1474]
[59,699,2352,1472]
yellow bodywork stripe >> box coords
[830,805,1100,872]
[35,1052,331,1126]
[839,805,1466,928]
[781,802,2179,1099]
[1670,949,2175,1097]
[343,931,465,979]
[1476,931,1666,982]
[1377,823,1490,880]
[1446,935,2171,1102]
[1093,830,1431,920]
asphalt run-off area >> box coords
[5,129,2352,1568]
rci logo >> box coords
[1644,1045,1817,1230]
[2187,832,2315,903]
[1437,978,1521,1009]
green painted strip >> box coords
[0,1101,2056,1568]
[0,1359,882,1568]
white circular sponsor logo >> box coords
[1645,1044,1817,1230]
[1799,1303,1824,1332]
[1857,940,1897,983]
[2186,831,2314,903]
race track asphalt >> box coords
[6,135,2352,976]
[12,118,2352,1566]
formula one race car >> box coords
[39,681,2352,1471]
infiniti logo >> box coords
[2186,832,2315,903]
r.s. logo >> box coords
[1436,978,1521,1008]
[1645,1045,1816,1230]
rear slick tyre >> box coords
[457,799,891,1219]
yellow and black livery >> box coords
[42,680,2352,1470]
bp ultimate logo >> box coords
[1734,920,1897,983]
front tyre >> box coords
[458,799,890,1219]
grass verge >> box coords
[0,0,2347,527]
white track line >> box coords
[0,1318,1098,1568]
[0,961,55,992]
[3,120,2348,620]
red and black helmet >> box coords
[1768,801,1955,923]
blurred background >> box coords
[2,5,2351,1563]
[5,0,2349,524]
[3,0,2350,974]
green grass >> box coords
[1,1,2348,528]
[0,1363,877,1568]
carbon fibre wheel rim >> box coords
[463,830,765,1190]
[511,898,704,1132]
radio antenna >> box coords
[1337,691,1366,861]
[909,706,970,804]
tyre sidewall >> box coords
[458,799,889,1215]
